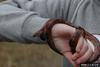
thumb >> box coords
[76,36,84,53]
[63,52,79,67]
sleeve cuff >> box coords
[22,15,49,43]
[94,35,100,41]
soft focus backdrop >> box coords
[0,0,62,67]
[0,42,62,67]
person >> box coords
[0,0,100,67]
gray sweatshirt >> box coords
[0,0,100,43]
[0,0,100,67]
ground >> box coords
[0,42,62,67]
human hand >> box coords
[72,36,100,64]
[35,19,100,66]
[51,23,78,67]
[51,23,100,67]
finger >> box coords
[89,52,98,62]
[75,46,93,64]
[53,35,79,66]
[77,39,88,58]
[89,48,100,62]
[72,40,88,60]
[72,37,85,60]
[76,36,84,53]
[86,39,100,62]
[63,52,79,67]
[72,52,79,60]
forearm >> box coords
[0,3,49,43]
[0,0,72,43]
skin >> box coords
[51,24,99,67]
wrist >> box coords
[52,23,76,39]
[33,19,66,40]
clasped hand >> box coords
[51,24,100,67]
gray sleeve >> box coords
[0,1,49,43]
[7,0,71,20]
[0,0,72,43]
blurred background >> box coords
[0,0,62,67]
[0,42,62,67]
